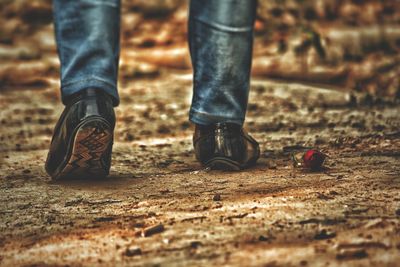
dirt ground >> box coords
[1,0,400,266]
[1,72,400,266]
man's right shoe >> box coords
[45,89,115,180]
[193,123,260,171]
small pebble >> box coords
[336,249,368,260]
[124,247,142,257]
[314,229,336,240]
[190,241,202,249]
[213,193,221,201]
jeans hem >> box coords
[61,77,119,106]
[192,17,254,33]
[189,109,244,126]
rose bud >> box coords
[303,149,326,170]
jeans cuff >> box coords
[61,77,119,106]
[189,109,244,126]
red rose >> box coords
[303,149,326,170]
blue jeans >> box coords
[53,0,256,126]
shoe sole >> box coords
[52,118,113,180]
[205,157,242,171]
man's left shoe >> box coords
[193,123,260,171]
[45,88,115,180]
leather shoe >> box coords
[45,88,115,180]
[193,123,260,170]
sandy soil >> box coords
[0,71,400,266]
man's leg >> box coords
[53,0,120,105]
[189,0,260,170]
[46,0,120,179]
[189,0,257,126]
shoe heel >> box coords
[54,118,113,180]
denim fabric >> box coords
[53,0,256,122]
[188,0,257,126]
[53,0,121,106]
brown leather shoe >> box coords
[193,123,260,171]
